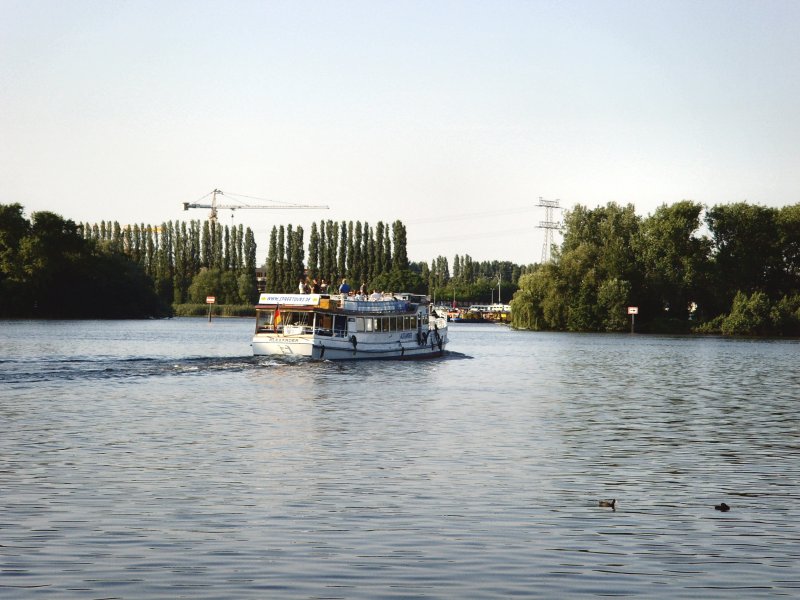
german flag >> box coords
[274,307,282,329]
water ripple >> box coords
[1,321,800,598]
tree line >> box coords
[510,201,800,335]
[78,218,258,306]
[0,204,166,317]
[2,201,528,318]
[261,219,529,301]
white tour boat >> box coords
[252,292,449,360]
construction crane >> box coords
[183,189,329,223]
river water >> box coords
[1,318,799,599]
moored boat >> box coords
[252,293,449,360]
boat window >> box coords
[403,316,410,330]
[256,309,274,332]
[365,318,374,332]
[333,315,347,336]
[410,316,417,329]
[356,317,365,332]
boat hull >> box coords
[252,334,447,360]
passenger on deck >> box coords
[339,278,351,295]
[311,279,320,293]
[369,290,382,301]
[298,279,306,294]
[320,279,328,293]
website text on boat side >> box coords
[252,291,449,360]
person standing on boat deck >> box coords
[370,289,382,301]
[360,283,367,295]
[311,279,320,293]
[320,279,328,294]
[298,279,306,294]
[339,278,351,295]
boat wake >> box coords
[0,350,471,386]
[0,355,299,385]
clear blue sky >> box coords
[2,0,798,265]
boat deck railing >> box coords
[341,299,411,313]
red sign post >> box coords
[206,296,216,321]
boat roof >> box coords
[255,293,422,315]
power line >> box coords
[406,205,537,226]
[412,226,534,245]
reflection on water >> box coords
[1,319,799,598]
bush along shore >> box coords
[509,200,800,336]
[172,304,255,318]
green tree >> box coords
[706,202,781,309]
[241,227,258,303]
[338,220,347,281]
[308,221,320,280]
[265,226,279,291]
[392,220,409,271]
[635,200,710,323]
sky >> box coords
[1,0,798,265]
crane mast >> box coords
[183,189,329,222]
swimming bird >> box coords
[714,502,731,512]
[599,499,616,510]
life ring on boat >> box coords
[350,335,358,350]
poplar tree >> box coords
[353,221,363,284]
[325,220,338,283]
[318,220,328,282]
[375,222,385,275]
[277,225,286,292]
[123,224,133,256]
[367,228,376,282]
[308,222,320,280]
[223,225,231,271]
[265,226,278,291]
[361,222,371,281]
[338,220,347,282]
[235,224,244,271]
[392,220,408,271]
[242,227,258,302]
[383,229,392,273]
[286,224,296,291]
[189,220,201,277]
[146,226,156,279]
[112,221,122,252]
[295,225,305,283]
[201,221,212,268]
[213,222,224,270]
[346,221,355,281]
[132,224,142,263]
